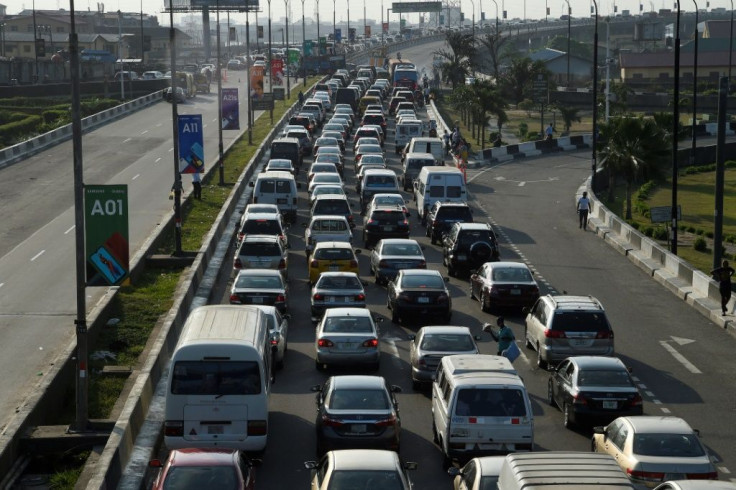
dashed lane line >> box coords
[30,250,45,261]
[132,174,140,180]
[64,226,75,234]
[660,340,702,374]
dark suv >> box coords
[442,223,500,276]
[362,205,410,248]
[426,202,473,245]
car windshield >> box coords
[329,389,389,410]
[323,316,373,333]
[314,248,354,260]
[242,220,281,235]
[164,466,240,489]
[577,369,633,387]
[234,274,283,289]
[317,275,362,289]
[491,268,533,282]
[455,388,527,417]
[327,470,403,490]
[632,433,706,457]
[479,476,500,490]
[550,312,610,332]
[382,243,421,256]
[400,274,444,289]
[420,334,475,351]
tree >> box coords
[609,82,634,116]
[597,116,670,217]
[478,28,511,81]
[553,103,581,133]
[547,35,593,60]
[498,57,551,105]
[434,31,476,90]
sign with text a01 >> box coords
[178,114,204,174]
[392,1,442,12]
[85,185,129,286]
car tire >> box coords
[469,285,476,300]
[370,361,380,372]
[537,344,548,370]
[547,380,556,407]
[315,359,325,371]
[411,379,421,391]
[563,403,574,429]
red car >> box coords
[149,448,260,490]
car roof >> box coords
[568,356,627,370]
[309,214,349,222]
[330,375,385,390]
[324,307,373,317]
[313,241,354,250]
[400,269,442,277]
[487,261,530,270]
[452,372,525,386]
[242,234,280,243]
[621,416,694,434]
[543,295,604,311]
[313,194,349,202]
[258,171,296,179]
[235,268,282,277]
[317,271,360,279]
[329,449,400,471]
[475,455,507,475]
[405,152,435,159]
[168,448,239,466]
[418,326,472,335]
[456,223,491,230]
[243,212,280,220]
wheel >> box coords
[591,438,598,452]
[315,359,325,371]
[480,290,489,313]
[370,361,380,372]
[524,327,534,349]
[447,263,456,277]
[469,284,476,300]
[536,344,548,369]
[547,379,556,407]
[563,403,574,429]
[374,269,382,284]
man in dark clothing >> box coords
[711,260,735,315]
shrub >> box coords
[0,115,42,146]
[643,226,654,237]
[687,226,696,233]
[705,231,714,238]
[42,109,69,125]
[693,237,707,252]
[629,221,640,230]
[518,122,528,137]
[653,227,668,240]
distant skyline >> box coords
[9,0,729,30]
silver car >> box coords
[311,272,366,318]
[408,326,480,388]
[315,308,381,371]
[369,239,426,285]
[229,269,288,313]
[233,234,288,279]
[305,450,417,490]
[252,305,290,369]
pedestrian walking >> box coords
[577,191,591,230]
[443,130,451,155]
[545,123,554,141]
[192,171,202,200]
[484,316,515,356]
[711,260,735,316]
[298,90,304,105]
[493,134,502,148]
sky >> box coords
[8,0,727,28]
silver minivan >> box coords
[401,152,437,191]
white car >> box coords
[448,456,505,490]
[305,450,417,490]
[251,305,289,369]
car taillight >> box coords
[437,293,449,303]
[238,232,245,241]
[276,294,286,302]
[355,293,366,301]
[164,421,183,437]
[229,294,242,304]
[234,258,243,269]
[253,196,258,203]
[378,260,388,268]
[314,293,325,300]
[248,420,267,436]
[347,215,354,223]
[418,260,426,268]
[271,338,279,345]
[686,472,719,480]
[367,219,375,225]
[626,469,664,482]
[318,338,334,347]
[630,393,643,406]
[375,414,397,427]
[321,414,344,427]
[572,393,587,405]
[398,293,412,302]
[356,154,362,162]
[278,259,286,270]
[401,220,408,226]
[310,260,319,268]
[544,328,566,338]
[596,330,613,339]
[349,260,358,267]
[362,338,378,348]
[418,357,427,367]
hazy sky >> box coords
[10,0,721,28]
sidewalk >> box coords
[488,116,521,145]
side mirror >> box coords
[447,467,461,477]
[302,223,308,228]
[374,316,384,323]
[310,384,322,393]
[443,276,450,282]
[474,335,482,341]
[249,181,255,187]
[390,385,402,393]
[304,461,318,470]
[522,307,530,315]
[354,249,362,255]
[297,182,302,189]
[407,334,416,341]
[148,459,163,468]
[593,426,606,437]
[482,322,493,334]
[283,313,292,320]
[404,462,418,471]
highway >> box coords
[135,41,736,488]
[0,77,266,432]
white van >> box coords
[403,136,445,163]
[432,367,534,466]
[165,305,273,452]
[414,167,467,222]
[436,354,518,379]
[401,152,437,191]
[249,170,300,222]
[395,120,424,153]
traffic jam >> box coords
[147,61,726,490]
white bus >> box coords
[164,305,273,453]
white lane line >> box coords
[140,130,149,135]
[518,181,526,186]
[132,174,140,180]
[64,225,75,234]
[660,407,671,414]
[123,138,132,143]
[720,466,731,474]
[203,124,208,129]
[384,339,404,370]
[169,147,174,152]
[155,157,162,163]
[212,118,218,123]
[156,123,162,127]
[660,340,702,374]
[0,283,4,289]
[31,250,45,261]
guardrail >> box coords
[0,90,164,170]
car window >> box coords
[275,180,292,193]
[313,219,348,232]
[458,230,494,245]
[382,243,421,256]
[610,421,629,450]
[462,461,477,487]
[323,316,373,333]
[234,275,283,289]
[400,274,444,288]
[447,185,463,198]
[314,200,350,215]
[327,470,403,490]
[259,180,276,193]
[314,248,354,260]
[455,388,526,417]
[317,275,362,289]
[243,219,281,235]
[329,389,389,410]
[578,370,633,387]
[240,241,281,256]
[420,334,475,351]
[632,433,705,457]
[171,360,261,395]
[492,267,533,282]
[437,206,471,219]
[429,186,444,198]
[550,311,610,332]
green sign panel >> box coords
[288,48,300,65]
[84,185,129,286]
[303,40,313,55]
[319,37,327,55]
[392,1,442,12]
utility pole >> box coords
[605,19,610,121]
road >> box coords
[0,77,276,432]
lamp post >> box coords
[0,23,6,57]
[246,11,253,145]
[301,0,306,87]
[469,0,476,38]
[671,0,681,254]
[729,0,733,89]
[267,0,272,90]
[563,0,571,86]
[32,0,39,82]
[140,0,144,60]
[691,0,699,167]
[284,0,291,98]
[490,0,498,32]
[216,0,225,185]
[591,0,599,194]
[167,0,183,254]
[332,0,336,48]
[317,0,321,51]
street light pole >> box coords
[671,0,681,254]
[691,0,699,166]
[268,0,272,90]
[140,0,144,60]
[332,0,336,48]
[216,0,225,185]
[490,0,498,32]
[317,0,321,51]
[564,0,571,87]
[591,0,599,193]
[302,0,306,87]
[167,1,183,254]
[32,0,39,83]
[285,0,291,98]
[729,0,733,89]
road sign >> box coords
[532,75,547,103]
[178,114,204,174]
[650,205,681,223]
[85,185,129,286]
[252,92,275,110]
[335,28,342,42]
[222,88,239,130]
[392,1,442,12]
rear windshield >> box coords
[312,219,348,232]
[407,159,434,169]
[242,219,281,235]
[234,274,283,289]
[329,389,388,410]
[327,471,403,490]
[400,274,444,289]
[371,211,405,222]
[550,311,610,332]
[420,334,475,352]
[171,361,261,395]
[632,434,705,457]
[382,242,421,256]
[365,175,397,187]
[455,388,527,417]
[314,200,350,215]
[437,206,472,220]
[323,316,374,333]
[492,267,533,282]
[458,230,495,245]
[271,142,298,154]
[429,185,463,198]
[317,275,362,289]
[314,247,354,260]
[577,370,633,387]
[240,241,280,256]
[258,179,293,193]
[363,115,385,125]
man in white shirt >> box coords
[577,191,591,229]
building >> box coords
[529,48,592,84]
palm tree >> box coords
[553,103,581,134]
[478,28,511,81]
[499,57,551,105]
[597,116,670,218]
[434,31,476,90]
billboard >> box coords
[382,22,389,33]
[178,115,204,174]
[85,185,129,286]
[250,65,265,98]
[364,25,371,37]
[392,1,442,12]
[166,0,259,10]
[271,58,284,85]
[222,88,239,130]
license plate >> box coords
[277,198,287,204]
[418,297,430,303]
[510,289,521,295]
[328,296,336,303]
[339,342,357,349]
[457,254,467,260]
[207,425,224,435]
[571,339,592,346]
[351,424,367,433]
[602,401,618,409]
[384,225,395,231]
[251,297,264,304]
[329,265,341,271]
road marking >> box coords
[0,283,4,289]
[155,157,162,163]
[132,174,140,180]
[670,336,695,345]
[660,407,671,414]
[203,124,208,129]
[518,181,526,186]
[720,466,731,474]
[384,339,404,370]
[140,130,148,135]
[156,123,162,127]
[169,147,174,152]
[660,340,702,374]
[64,226,75,234]
[31,250,45,261]
[212,118,218,123]
[123,138,132,143]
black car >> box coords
[387,269,451,325]
[425,201,474,245]
[547,356,643,429]
[312,375,402,456]
[442,223,500,277]
[362,206,410,248]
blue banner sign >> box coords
[178,114,204,174]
